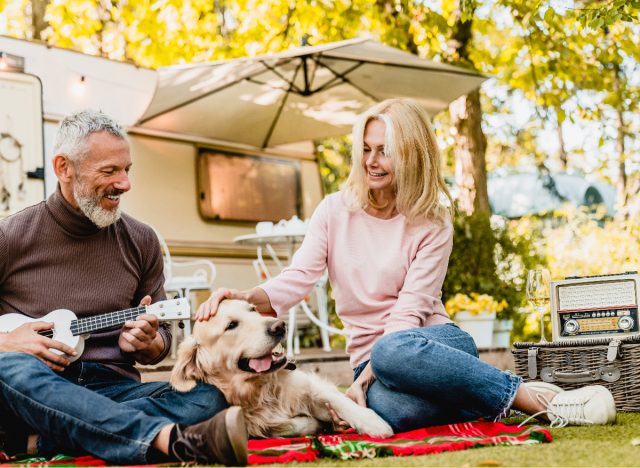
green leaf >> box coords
[557,108,566,123]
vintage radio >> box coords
[550,272,640,342]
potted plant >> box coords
[445,293,508,348]
[443,212,545,345]
[492,315,515,348]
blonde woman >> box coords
[198,99,615,431]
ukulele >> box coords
[0,298,190,362]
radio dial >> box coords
[618,316,634,331]
[564,319,580,334]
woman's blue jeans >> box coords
[0,353,227,464]
[354,324,521,432]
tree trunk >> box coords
[450,89,490,215]
[31,0,49,40]
[447,2,490,215]
[605,29,628,221]
[557,112,568,170]
[612,64,628,220]
[614,104,627,218]
[624,178,640,223]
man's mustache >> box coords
[102,189,125,197]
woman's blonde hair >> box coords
[344,98,453,223]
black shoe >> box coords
[171,406,248,466]
[0,420,30,456]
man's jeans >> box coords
[354,324,521,432]
[0,353,227,464]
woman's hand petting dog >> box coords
[196,288,248,321]
[196,287,276,321]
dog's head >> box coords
[170,299,288,392]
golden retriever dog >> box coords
[170,299,393,438]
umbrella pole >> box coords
[262,62,302,148]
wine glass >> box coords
[526,268,551,343]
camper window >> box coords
[198,150,301,222]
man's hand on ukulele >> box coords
[0,322,77,372]
[118,295,161,354]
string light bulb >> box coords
[71,75,87,97]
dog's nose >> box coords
[268,320,286,338]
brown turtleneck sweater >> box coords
[0,186,171,380]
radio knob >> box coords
[564,319,580,334]
[618,316,634,331]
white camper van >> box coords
[0,35,324,293]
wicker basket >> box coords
[512,335,640,412]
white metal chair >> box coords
[253,246,337,357]
[154,228,217,358]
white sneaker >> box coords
[521,381,564,397]
[545,385,616,427]
[514,381,564,422]
[520,381,617,423]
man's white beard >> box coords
[73,180,122,228]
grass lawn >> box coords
[257,413,640,467]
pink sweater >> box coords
[261,191,453,368]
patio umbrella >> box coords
[137,38,487,148]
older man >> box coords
[0,110,247,466]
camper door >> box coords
[0,71,45,218]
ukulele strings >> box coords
[71,306,147,335]
[37,306,147,338]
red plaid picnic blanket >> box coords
[0,421,551,466]
[248,421,551,464]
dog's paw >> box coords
[351,409,393,438]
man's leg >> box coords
[367,324,521,431]
[78,363,245,464]
[77,362,227,425]
[0,353,170,464]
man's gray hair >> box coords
[52,109,127,162]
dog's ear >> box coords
[170,336,203,392]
